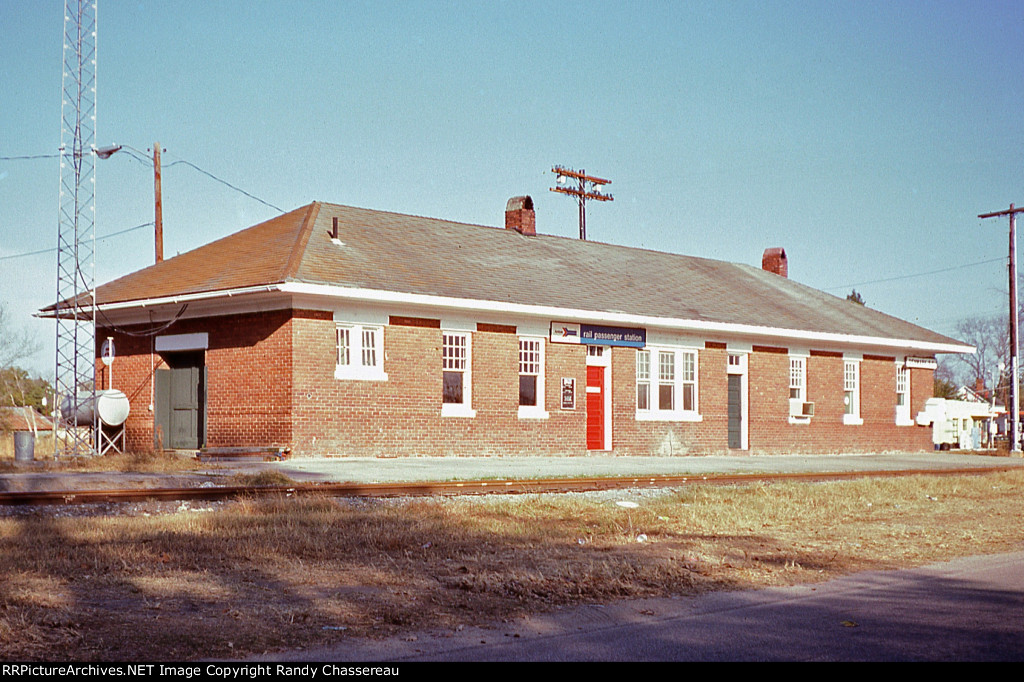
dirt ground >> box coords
[2,469,1023,661]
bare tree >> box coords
[0,302,40,369]
[0,302,45,433]
[950,314,1008,388]
[934,357,961,399]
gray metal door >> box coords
[727,374,742,449]
[155,352,205,450]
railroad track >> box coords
[0,465,1018,507]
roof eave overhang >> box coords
[279,282,974,356]
[35,284,284,320]
[42,281,975,356]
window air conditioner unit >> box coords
[801,402,815,417]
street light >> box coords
[93,144,122,159]
[93,142,164,263]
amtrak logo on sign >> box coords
[551,323,581,343]
[550,322,646,348]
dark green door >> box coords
[155,351,205,450]
[727,374,742,449]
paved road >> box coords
[263,551,1024,662]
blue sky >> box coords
[2,0,1022,377]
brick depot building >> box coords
[54,197,971,456]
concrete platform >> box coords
[266,451,1024,484]
[1,452,1020,493]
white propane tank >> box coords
[61,390,131,427]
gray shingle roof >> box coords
[78,201,966,351]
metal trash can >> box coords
[13,431,35,462]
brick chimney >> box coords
[762,247,788,278]
[505,195,536,236]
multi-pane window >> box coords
[335,324,386,380]
[896,364,910,424]
[442,332,468,405]
[637,347,698,419]
[896,366,908,405]
[361,328,377,367]
[336,327,351,367]
[658,351,675,410]
[788,355,812,421]
[680,352,696,411]
[844,360,860,422]
[519,338,542,407]
[636,350,651,410]
[790,357,806,401]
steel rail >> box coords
[0,466,1018,507]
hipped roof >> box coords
[0,407,54,432]
[48,201,967,351]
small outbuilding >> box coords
[0,407,54,461]
[915,397,1001,450]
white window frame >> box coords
[895,362,912,426]
[518,337,549,419]
[636,349,652,411]
[843,359,862,425]
[442,331,476,417]
[334,324,387,381]
[788,354,811,423]
[636,346,701,421]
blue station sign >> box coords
[550,322,646,348]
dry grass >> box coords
[1,470,1023,661]
[0,432,55,464]
[225,470,299,487]
[0,449,207,474]
[60,450,207,473]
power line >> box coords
[4,146,285,214]
[0,153,60,161]
[550,165,613,241]
[826,257,1005,291]
[116,145,154,167]
[119,144,286,213]
[163,158,285,213]
[0,221,154,262]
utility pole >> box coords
[979,203,1024,454]
[550,166,613,240]
[95,142,164,264]
[153,142,163,262]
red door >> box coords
[586,366,605,450]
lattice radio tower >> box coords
[54,0,99,457]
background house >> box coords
[0,406,54,460]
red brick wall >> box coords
[98,308,936,456]
[748,347,791,452]
[597,345,931,456]
[744,351,931,454]
[96,309,294,451]
[289,319,589,456]
[205,310,294,448]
